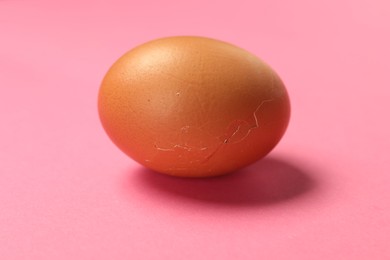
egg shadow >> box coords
[129,156,318,207]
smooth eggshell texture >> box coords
[98,36,290,177]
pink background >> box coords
[1,0,390,259]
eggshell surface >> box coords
[98,36,290,177]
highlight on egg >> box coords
[98,36,290,177]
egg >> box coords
[98,36,290,177]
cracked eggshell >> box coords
[98,36,290,177]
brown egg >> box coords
[98,36,290,177]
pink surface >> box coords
[1,0,390,259]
